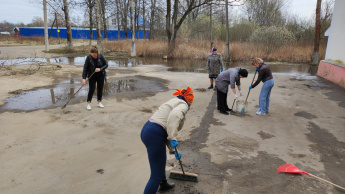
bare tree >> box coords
[95,0,102,52]
[143,0,146,39]
[100,0,108,39]
[118,0,130,38]
[135,0,139,39]
[130,0,136,56]
[63,0,73,49]
[86,0,95,45]
[312,0,322,64]
[149,0,156,39]
[166,0,215,53]
[242,0,286,26]
[115,0,121,39]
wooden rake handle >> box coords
[61,71,96,109]
[309,173,345,191]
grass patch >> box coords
[44,45,91,55]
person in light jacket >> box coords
[249,57,274,115]
[82,46,108,110]
[140,87,194,194]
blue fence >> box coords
[19,27,150,40]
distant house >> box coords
[11,26,20,36]
[0,32,10,35]
[107,13,150,31]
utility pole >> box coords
[55,12,60,44]
[130,0,136,56]
[312,0,322,64]
[43,0,49,51]
[210,3,213,51]
[225,0,230,61]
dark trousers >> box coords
[87,73,104,102]
[217,89,230,112]
[141,121,168,194]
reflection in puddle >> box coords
[0,76,168,112]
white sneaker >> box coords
[86,104,91,110]
[256,111,266,115]
[97,102,104,108]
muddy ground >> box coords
[0,45,345,194]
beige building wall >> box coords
[325,0,345,63]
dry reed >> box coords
[103,39,326,63]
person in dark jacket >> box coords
[206,47,224,89]
[249,58,274,115]
[215,68,248,115]
[82,46,108,110]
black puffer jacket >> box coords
[82,53,108,79]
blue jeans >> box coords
[258,79,274,114]
[141,121,168,194]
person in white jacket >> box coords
[140,87,194,194]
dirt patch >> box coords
[257,131,275,140]
[307,122,345,193]
[294,111,317,120]
[0,63,62,76]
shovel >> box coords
[61,71,95,109]
[278,163,345,191]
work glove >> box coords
[206,66,209,69]
[239,89,243,96]
[234,94,238,99]
[255,68,258,71]
[170,140,178,149]
[220,68,223,72]
[249,86,252,90]
[173,151,182,160]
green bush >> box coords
[230,22,258,41]
[250,26,296,53]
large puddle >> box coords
[0,57,318,76]
[0,76,168,112]
[0,57,318,112]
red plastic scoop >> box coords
[277,163,309,175]
[278,163,345,191]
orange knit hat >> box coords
[173,87,194,104]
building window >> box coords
[112,19,116,25]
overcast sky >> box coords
[0,0,318,25]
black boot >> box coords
[208,84,213,89]
[158,180,175,193]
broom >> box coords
[169,147,198,182]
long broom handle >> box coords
[244,70,258,105]
[174,147,185,174]
[62,71,96,109]
[309,174,345,191]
